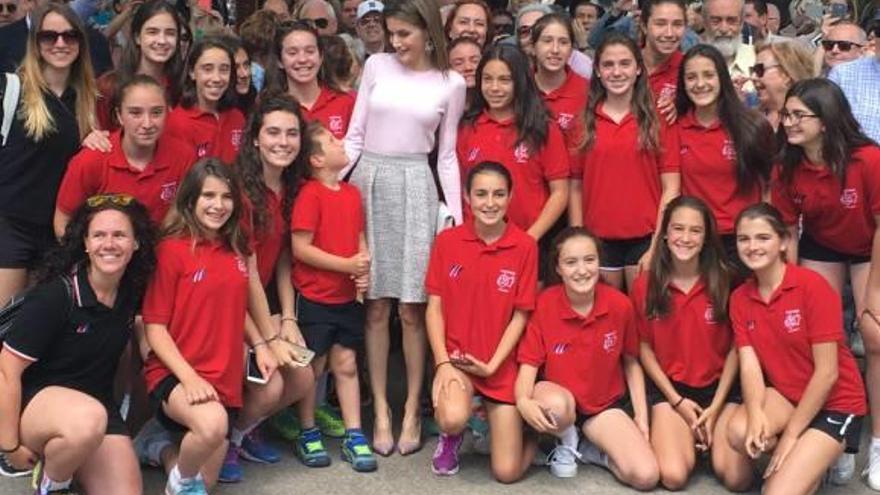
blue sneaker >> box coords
[342,430,378,472]
[165,475,208,495]
[296,427,331,467]
[240,429,281,464]
[218,445,243,483]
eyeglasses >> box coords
[821,39,863,51]
[749,63,780,78]
[36,29,81,46]
[86,194,134,208]
[304,17,329,29]
[779,110,819,125]
[0,3,17,14]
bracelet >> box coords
[267,334,280,343]
[434,361,452,372]
[673,396,685,408]
[0,443,19,454]
[281,316,296,323]
[252,340,267,349]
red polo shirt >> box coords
[301,86,356,140]
[731,264,867,414]
[142,237,250,407]
[426,221,538,403]
[518,283,639,415]
[772,145,880,256]
[242,188,287,286]
[165,105,246,163]
[677,111,761,234]
[291,180,363,304]
[457,112,569,231]
[540,69,589,164]
[648,51,683,103]
[57,131,196,225]
[630,273,732,387]
[573,104,680,239]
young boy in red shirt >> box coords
[290,123,376,472]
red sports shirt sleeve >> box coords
[141,242,183,324]
[621,298,640,357]
[517,316,546,367]
[514,240,539,311]
[56,152,102,215]
[658,122,681,174]
[424,232,448,296]
[730,292,753,348]
[290,186,320,233]
[805,273,845,344]
[541,123,571,180]
[859,147,880,216]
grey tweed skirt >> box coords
[350,151,438,303]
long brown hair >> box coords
[645,196,730,322]
[162,158,250,256]
[19,3,97,141]
[383,0,450,71]
[580,33,659,154]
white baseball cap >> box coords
[357,0,384,21]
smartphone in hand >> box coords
[246,349,269,385]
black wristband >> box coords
[673,396,685,408]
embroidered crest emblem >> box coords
[840,188,858,209]
[783,309,802,333]
[602,331,617,353]
[496,269,516,293]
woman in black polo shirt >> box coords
[0,195,156,495]
[0,3,98,308]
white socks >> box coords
[560,424,578,449]
[39,475,71,494]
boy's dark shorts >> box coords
[297,293,365,357]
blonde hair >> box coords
[757,40,816,83]
[19,4,97,142]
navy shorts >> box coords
[600,235,652,270]
[296,294,365,357]
[799,234,870,264]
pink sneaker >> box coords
[431,433,463,476]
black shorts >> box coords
[149,375,237,434]
[809,411,863,454]
[600,235,652,270]
[0,216,56,269]
[799,234,870,264]
[576,395,634,429]
[646,379,742,409]
[296,294,365,357]
[22,386,128,436]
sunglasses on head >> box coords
[821,39,863,51]
[86,194,134,208]
[0,3,17,14]
[36,29,81,46]
[749,62,779,78]
[304,17,329,29]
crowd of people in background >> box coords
[0,0,879,493]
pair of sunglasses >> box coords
[749,62,780,78]
[0,3,18,14]
[36,29,81,46]
[820,39,863,51]
[86,194,134,208]
[304,17,329,29]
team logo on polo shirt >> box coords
[496,269,516,293]
[722,140,736,160]
[193,268,207,283]
[783,309,802,333]
[602,330,617,353]
[196,143,210,158]
[231,129,243,149]
[840,188,858,209]
[704,305,716,324]
[160,181,178,203]
[329,116,344,135]
[236,257,248,277]
[552,342,569,355]
[746,319,755,331]
[557,113,574,130]
[513,143,529,164]
[467,147,480,163]
[75,323,90,334]
[659,84,676,101]
[449,263,463,280]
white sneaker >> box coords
[863,441,880,490]
[165,475,208,495]
[548,442,581,478]
[828,453,855,485]
[577,438,608,468]
[134,418,173,467]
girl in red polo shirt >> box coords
[56,75,196,235]
[674,44,773,273]
[427,162,538,482]
[531,13,589,166]
[266,21,355,140]
[721,203,867,494]
[571,33,680,293]
[141,159,268,494]
[772,78,880,485]
[640,0,686,120]
[217,95,316,482]
[457,44,569,245]
[164,36,245,164]
[630,196,740,490]
[516,226,658,488]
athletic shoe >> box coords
[471,429,491,455]
[548,443,581,478]
[432,433,463,476]
[217,445,243,484]
[577,438,609,468]
[342,431,378,472]
[315,405,346,438]
[240,429,281,464]
[296,427,331,467]
[864,441,880,490]
[31,463,78,494]
[165,475,208,495]
[269,409,301,441]
[0,454,32,478]
[133,418,173,467]
[827,452,855,486]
